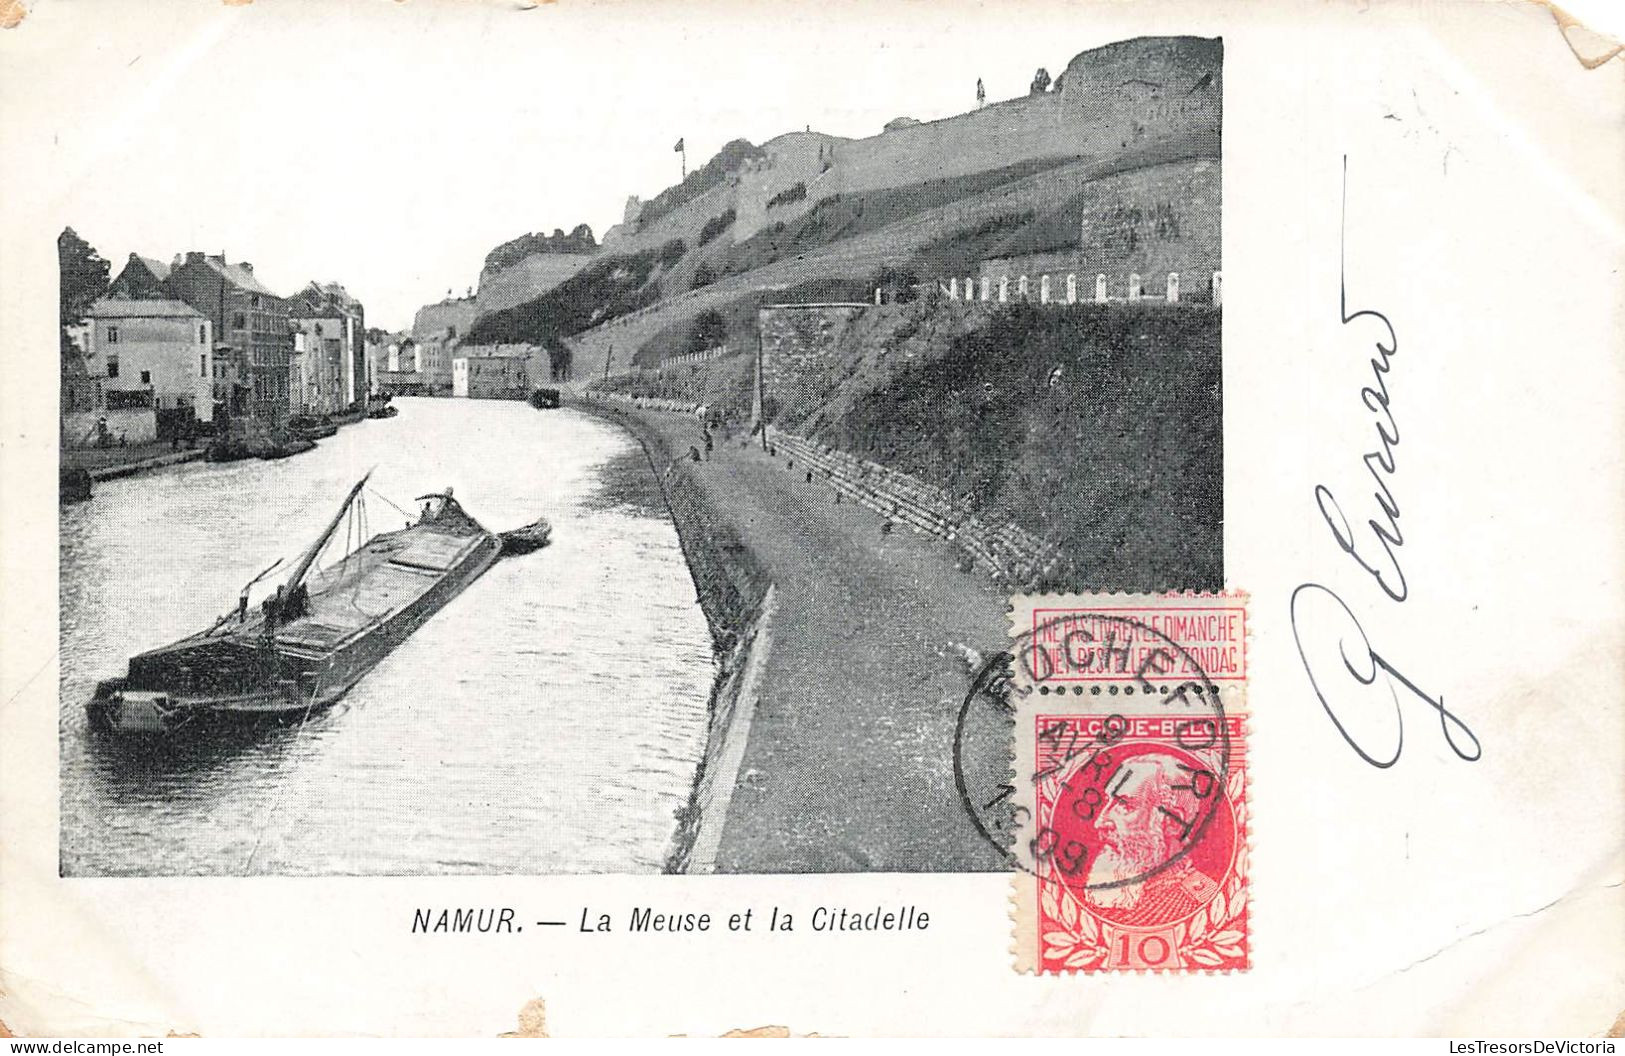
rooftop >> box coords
[291,280,363,313]
[133,254,172,282]
[178,253,280,297]
[85,297,205,320]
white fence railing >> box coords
[933,269,1223,307]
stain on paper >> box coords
[0,0,27,30]
[499,998,548,1039]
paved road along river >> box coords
[59,397,715,876]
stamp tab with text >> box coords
[1009,593,1250,973]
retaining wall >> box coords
[765,429,1062,589]
[580,396,772,873]
[588,390,1063,590]
[756,304,869,422]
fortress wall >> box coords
[816,36,1221,208]
[485,37,1219,308]
[733,132,849,241]
[974,156,1220,300]
[628,36,1220,254]
[825,93,1075,200]
[475,253,595,317]
[1060,35,1223,157]
[566,155,1215,384]
[609,178,740,260]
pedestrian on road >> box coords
[702,422,713,461]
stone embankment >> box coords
[582,396,773,873]
[67,447,205,482]
[765,430,1062,590]
[588,392,1063,591]
[581,392,1011,873]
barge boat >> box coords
[88,475,505,734]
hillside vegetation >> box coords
[466,242,670,345]
[819,303,1222,591]
[452,35,1223,399]
[640,139,766,228]
[465,156,1093,353]
[717,158,1069,280]
[595,298,1222,592]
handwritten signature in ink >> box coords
[1290,157,1480,768]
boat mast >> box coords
[279,472,372,609]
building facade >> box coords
[451,354,529,399]
[287,282,366,409]
[76,298,214,443]
[289,315,347,416]
[411,295,478,396]
[166,252,293,432]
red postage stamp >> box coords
[1009,593,1250,973]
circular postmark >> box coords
[952,611,1232,893]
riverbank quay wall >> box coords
[578,394,1011,872]
[576,396,772,873]
[585,391,1063,593]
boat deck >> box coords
[276,528,485,654]
[142,525,489,662]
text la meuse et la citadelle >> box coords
[411,905,930,935]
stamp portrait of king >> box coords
[1029,722,1249,972]
[1081,751,1223,927]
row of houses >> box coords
[65,251,366,447]
[370,294,553,401]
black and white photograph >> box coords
[53,14,1222,877]
[5,0,1621,1040]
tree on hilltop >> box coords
[58,226,109,366]
[1030,67,1052,94]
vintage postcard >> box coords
[0,0,1620,1040]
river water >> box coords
[59,398,716,876]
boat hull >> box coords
[89,529,504,735]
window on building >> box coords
[233,312,247,330]
[106,326,120,343]
[140,370,151,385]
[200,354,208,378]
[199,324,207,344]
[107,356,119,379]
[250,294,261,308]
